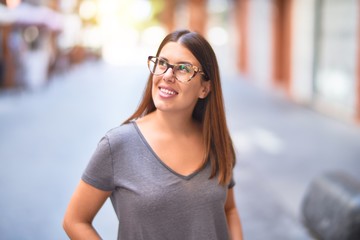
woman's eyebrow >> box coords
[177,61,193,65]
[158,56,193,65]
[159,56,169,61]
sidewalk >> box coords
[1,59,360,239]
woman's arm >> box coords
[225,188,243,240]
[63,180,112,240]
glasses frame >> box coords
[147,56,207,83]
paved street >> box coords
[1,50,360,239]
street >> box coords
[1,52,360,239]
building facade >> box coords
[236,0,360,124]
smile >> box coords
[159,87,178,96]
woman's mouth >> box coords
[159,87,178,96]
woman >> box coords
[63,30,243,240]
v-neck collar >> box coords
[131,121,208,180]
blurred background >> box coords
[0,0,360,239]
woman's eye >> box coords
[178,65,191,73]
[158,60,167,67]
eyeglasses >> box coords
[147,56,207,83]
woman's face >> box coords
[151,42,210,117]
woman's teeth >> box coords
[160,88,176,95]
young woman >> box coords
[63,30,243,240]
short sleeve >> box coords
[82,135,115,191]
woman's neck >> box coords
[147,110,200,136]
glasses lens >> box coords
[148,57,168,75]
[174,64,194,82]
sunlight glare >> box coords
[131,0,152,21]
[102,27,140,65]
[142,26,166,48]
[208,27,228,46]
[79,0,97,20]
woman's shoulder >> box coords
[104,121,138,143]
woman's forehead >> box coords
[159,42,199,64]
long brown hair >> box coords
[124,30,235,185]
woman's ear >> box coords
[199,81,211,99]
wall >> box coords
[247,0,273,88]
[291,0,316,103]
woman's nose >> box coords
[163,68,176,82]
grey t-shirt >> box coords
[82,122,234,240]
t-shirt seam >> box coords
[104,134,115,189]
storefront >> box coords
[0,2,62,89]
[313,0,359,119]
[235,0,360,123]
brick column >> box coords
[188,0,208,36]
[234,0,249,74]
[272,0,292,94]
[1,24,15,88]
[161,0,177,33]
[162,0,208,36]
